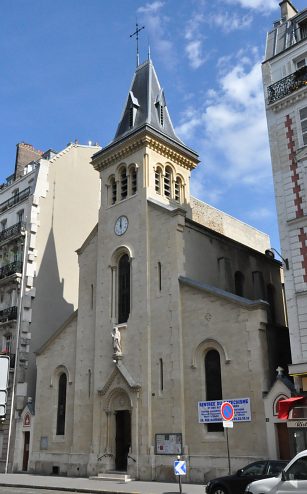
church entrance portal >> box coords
[115,410,131,471]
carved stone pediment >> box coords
[98,361,141,396]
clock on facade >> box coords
[114,216,128,236]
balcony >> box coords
[0,221,25,245]
[0,306,17,323]
[0,187,31,213]
[267,66,307,104]
[0,261,23,280]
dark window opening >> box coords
[174,177,181,202]
[110,177,117,205]
[267,284,276,323]
[205,350,223,432]
[159,358,164,392]
[300,20,307,40]
[129,106,134,128]
[118,254,130,324]
[158,261,162,291]
[164,167,172,198]
[155,169,162,194]
[235,271,244,297]
[131,167,137,195]
[120,169,128,200]
[56,373,67,435]
[160,106,164,126]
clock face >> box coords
[114,216,128,236]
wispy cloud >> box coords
[175,49,271,204]
[137,2,175,67]
[184,13,206,69]
[223,0,278,12]
[212,12,253,32]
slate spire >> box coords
[113,59,183,146]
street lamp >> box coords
[265,248,289,270]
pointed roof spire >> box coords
[113,59,184,147]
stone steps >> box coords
[90,472,133,482]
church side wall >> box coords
[180,283,270,482]
[30,315,77,475]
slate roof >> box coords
[113,58,183,146]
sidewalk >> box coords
[0,473,205,494]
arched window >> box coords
[205,350,223,432]
[174,177,182,202]
[164,166,172,198]
[56,373,67,435]
[118,254,130,324]
[130,166,137,195]
[235,271,244,297]
[120,167,128,200]
[155,167,163,194]
[109,176,117,205]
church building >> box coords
[28,57,291,482]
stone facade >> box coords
[31,59,290,482]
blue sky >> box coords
[1,0,306,250]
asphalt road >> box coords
[0,490,79,494]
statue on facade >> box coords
[112,326,122,356]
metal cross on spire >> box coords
[130,22,145,67]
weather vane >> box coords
[130,22,145,67]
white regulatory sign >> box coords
[198,397,251,423]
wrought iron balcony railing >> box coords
[0,306,17,323]
[267,66,307,104]
[0,221,25,244]
[0,261,23,280]
[0,187,31,213]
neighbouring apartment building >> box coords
[262,0,307,454]
[0,141,100,471]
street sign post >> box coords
[174,458,186,494]
[221,401,235,474]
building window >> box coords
[17,210,24,223]
[159,358,164,392]
[234,271,244,297]
[300,107,307,146]
[252,271,265,300]
[300,19,307,40]
[130,166,137,195]
[120,167,128,200]
[205,349,223,432]
[2,334,12,354]
[108,176,117,205]
[160,106,164,126]
[56,373,67,435]
[174,177,182,202]
[164,166,172,198]
[155,167,163,194]
[0,220,7,232]
[158,261,162,291]
[118,254,130,324]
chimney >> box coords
[279,1,298,21]
[14,142,43,180]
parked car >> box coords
[244,449,307,493]
[205,459,288,494]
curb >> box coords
[0,482,141,494]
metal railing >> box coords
[0,187,31,213]
[0,222,25,244]
[0,261,23,280]
[267,66,307,104]
[0,306,17,323]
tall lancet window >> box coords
[118,254,130,324]
[120,167,128,200]
[205,350,223,432]
[56,373,67,435]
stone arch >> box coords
[105,386,133,413]
[191,338,231,369]
[50,364,72,386]
[110,245,134,267]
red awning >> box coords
[278,396,305,420]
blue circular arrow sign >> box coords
[221,401,234,421]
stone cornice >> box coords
[92,130,199,172]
